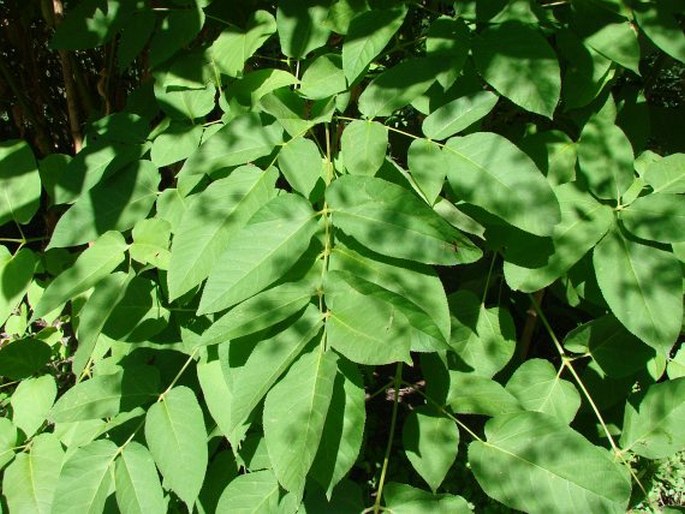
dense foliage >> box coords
[1,0,684,512]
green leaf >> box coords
[324,0,369,34]
[407,139,447,205]
[151,122,203,167]
[277,137,323,197]
[342,7,407,83]
[448,374,521,416]
[327,268,448,353]
[520,130,577,186]
[643,153,685,194]
[0,247,35,326]
[621,378,685,459]
[593,228,683,354]
[422,91,498,141]
[325,270,412,365]
[129,218,171,270]
[216,470,280,514]
[358,58,439,118]
[115,442,166,514]
[473,21,560,118]
[2,433,64,514]
[48,160,159,248]
[210,11,277,77]
[505,359,580,424]
[73,271,132,376]
[49,367,160,422]
[557,28,614,110]
[168,165,278,300]
[329,244,451,351]
[31,231,128,321]
[444,132,561,236]
[145,386,208,509]
[228,306,323,439]
[199,194,319,314]
[310,358,366,497]
[402,406,459,492]
[341,120,388,176]
[227,69,298,109]
[154,83,215,121]
[621,193,685,243]
[577,109,634,200]
[425,16,470,88]
[102,276,169,343]
[52,439,118,514]
[0,417,17,470]
[148,2,204,67]
[633,2,685,63]
[0,140,40,225]
[668,345,685,379]
[181,114,283,176]
[327,175,481,265]
[584,22,640,74]
[449,295,516,378]
[469,412,631,513]
[277,0,331,58]
[199,282,316,347]
[264,349,338,497]
[299,54,347,100]
[117,10,155,69]
[0,338,51,380]
[259,89,335,137]
[197,345,248,447]
[50,0,127,49]
[11,375,56,438]
[504,182,614,292]
[383,483,471,514]
[56,141,144,205]
[564,314,655,378]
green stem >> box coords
[400,380,484,443]
[481,251,498,304]
[158,348,199,401]
[366,379,396,402]
[373,362,403,514]
[528,294,647,494]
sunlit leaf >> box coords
[31,231,128,321]
[469,412,631,513]
[145,386,207,509]
[52,439,118,514]
[199,194,320,313]
[327,175,480,265]
[169,165,278,299]
[216,470,280,514]
[115,442,166,514]
[473,22,560,117]
[263,349,338,497]
[593,228,683,354]
[2,433,64,514]
[341,120,388,176]
[505,359,580,424]
[342,7,407,83]
[621,378,685,459]
[444,132,561,237]
[402,406,459,492]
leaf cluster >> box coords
[0,0,684,512]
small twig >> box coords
[528,294,647,495]
[372,362,403,514]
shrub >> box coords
[0,0,684,512]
